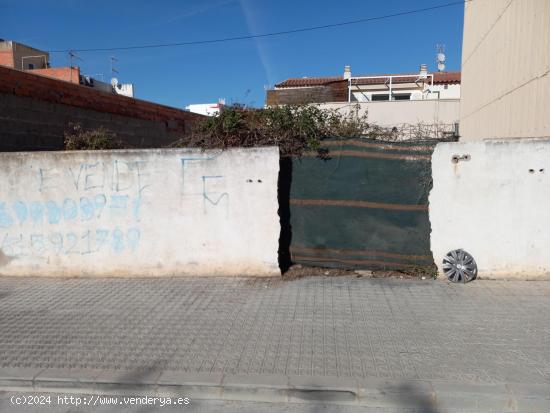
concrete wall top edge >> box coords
[325,99,460,105]
[0,146,280,158]
[438,137,550,148]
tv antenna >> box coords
[68,50,83,68]
[67,50,83,82]
[436,44,446,72]
[110,56,119,77]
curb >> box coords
[1,368,549,411]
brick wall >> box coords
[28,67,80,84]
[0,65,205,151]
[0,50,13,67]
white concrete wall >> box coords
[0,147,280,277]
[429,138,550,279]
[185,103,222,116]
[460,0,550,140]
[429,84,461,100]
[321,99,460,128]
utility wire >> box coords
[48,0,471,53]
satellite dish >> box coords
[111,77,119,87]
[437,52,446,72]
[436,44,447,72]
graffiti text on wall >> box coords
[0,159,148,258]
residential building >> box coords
[459,0,550,140]
[186,99,226,116]
[267,65,461,137]
[0,39,81,83]
[0,39,134,97]
[347,70,460,102]
[267,66,460,105]
[0,39,49,70]
[111,78,135,98]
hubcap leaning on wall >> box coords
[442,249,477,283]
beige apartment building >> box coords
[0,39,49,70]
[459,0,550,140]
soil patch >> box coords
[281,264,437,280]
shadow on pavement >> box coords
[394,382,440,413]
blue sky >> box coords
[1,0,464,109]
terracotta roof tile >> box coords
[275,76,343,88]
[276,72,460,88]
[432,71,461,84]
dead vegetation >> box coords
[64,123,125,150]
[169,104,370,157]
[63,105,456,152]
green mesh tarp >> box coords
[289,138,437,270]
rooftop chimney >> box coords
[419,64,428,78]
[343,65,351,80]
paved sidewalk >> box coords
[0,391,406,413]
[0,276,549,410]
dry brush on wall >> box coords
[64,123,125,150]
[171,104,458,157]
[170,104,370,157]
